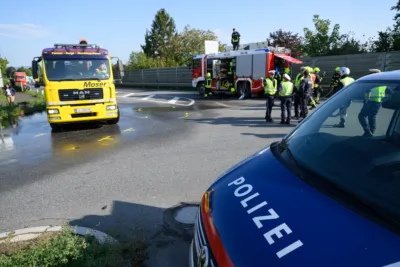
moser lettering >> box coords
[83,81,107,88]
[228,176,303,258]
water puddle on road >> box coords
[0,105,149,167]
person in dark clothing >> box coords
[298,70,313,123]
[333,67,355,128]
[292,66,305,120]
[231,28,240,51]
[329,67,341,96]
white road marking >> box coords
[168,97,180,104]
[123,93,135,97]
[142,95,155,100]
[116,93,195,107]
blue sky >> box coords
[0,0,396,67]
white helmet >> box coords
[339,67,350,76]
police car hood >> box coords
[208,147,400,267]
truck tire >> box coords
[106,110,120,125]
[238,82,251,99]
[50,123,61,132]
[197,83,205,96]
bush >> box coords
[0,226,149,267]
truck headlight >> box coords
[106,105,116,110]
[47,109,59,114]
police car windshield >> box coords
[283,79,400,222]
[44,59,110,81]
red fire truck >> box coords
[191,47,303,98]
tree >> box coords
[371,1,400,52]
[372,28,393,52]
[0,57,9,84]
[302,15,342,57]
[126,51,160,70]
[140,8,179,66]
[6,66,16,78]
[175,25,224,66]
[268,29,303,57]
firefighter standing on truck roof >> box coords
[262,70,277,122]
[298,69,313,123]
[231,28,240,51]
[333,67,355,128]
[358,69,392,137]
[313,67,323,104]
[278,73,293,124]
[204,72,212,98]
[293,66,305,120]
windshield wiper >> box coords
[54,79,75,82]
[77,78,101,81]
[277,140,314,187]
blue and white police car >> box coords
[190,70,400,267]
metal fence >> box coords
[121,51,400,87]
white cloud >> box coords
[0,24,49,38]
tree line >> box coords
[126,2,400,70]
[0,59,32,85]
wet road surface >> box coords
[0,89,321,266]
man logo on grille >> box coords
[197,245,209,267]
[79,91,85,99]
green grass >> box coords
[0,225,149,267]
[0,90,46,127]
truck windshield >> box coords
[281,79,399,224]
[44,59,110,81]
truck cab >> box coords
[190,71,400,267]
[31,42,124,130]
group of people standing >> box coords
[262,65,324,124]
[263,66,391,137]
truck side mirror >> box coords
[32,60,38,79]
[117,60,124,77]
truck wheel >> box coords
[106,110,120,125]
[50,123,61,132]
[238,82,250,99]
[197,83,205,96]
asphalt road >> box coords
[1,88,389,266]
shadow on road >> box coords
[69,200,195,267]
[241,132,287,139]
[189,116,297,128]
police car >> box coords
[190,70,400,267]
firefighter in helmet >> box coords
[313,67,322,104]
[333,67,355,128]
[204,72,212,98]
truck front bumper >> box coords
[47,103,118,123]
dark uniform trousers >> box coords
[265,95,275,119]
[358,101,381,134]
[233,42,239,51]
[293,93,301,117]
[300,94,311,118]
[280,96,292,120]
